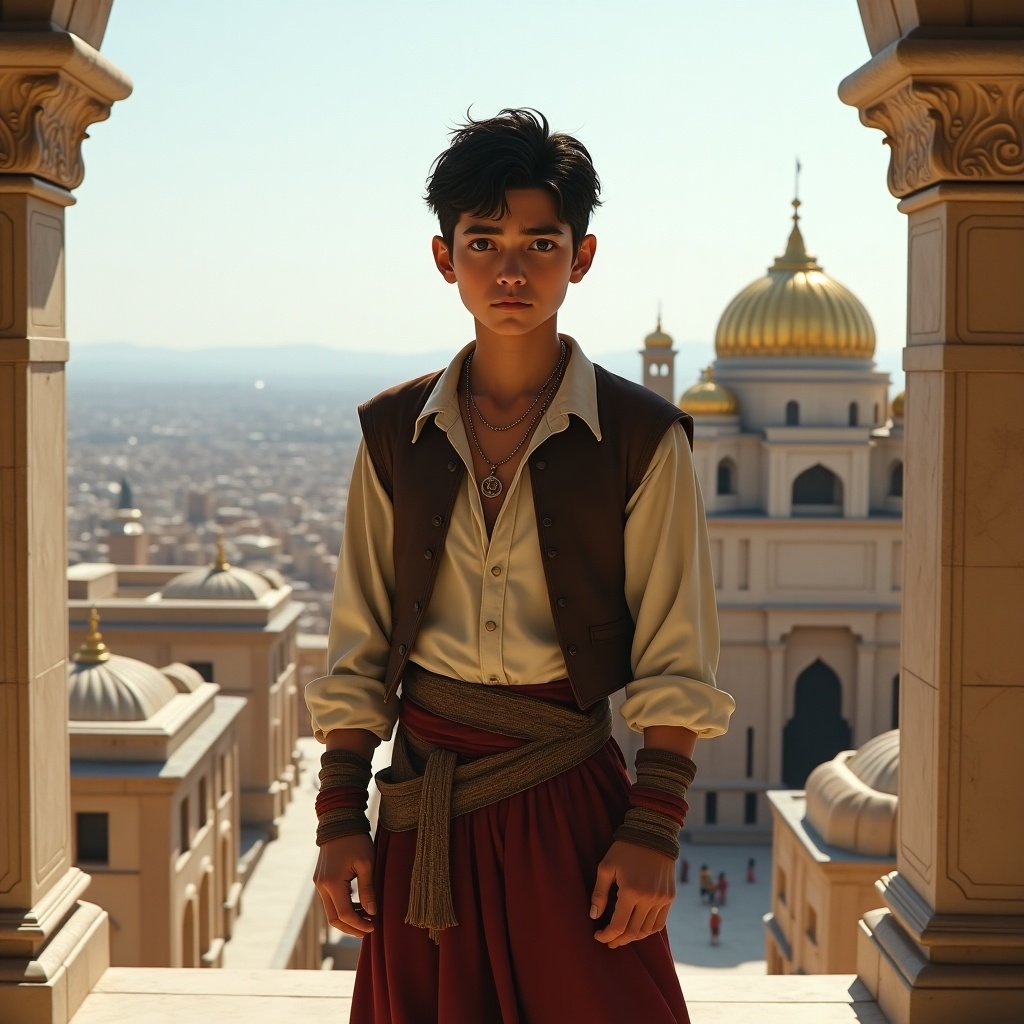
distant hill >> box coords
[66,341,715,393]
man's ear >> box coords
[570,234,597,284]
[432,236,457,283]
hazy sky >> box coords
[69,0,907,388]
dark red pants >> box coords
[351,682,690,1024]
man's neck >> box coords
[468,323,566,408]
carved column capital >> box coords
[840,37,1024,198]
[0,32,131,191]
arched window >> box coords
[782,658,852,788]
[848,401,859,426]
[182,899,197,968]
[716,458,736,496]
[889,461,903,497]
[792,464,843,514]
[785,400,799,426]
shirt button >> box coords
[484,620,497,632]
[535,460,547,470]
[432,515,443,527]
[398,643,407,655]
[413,601,422,612]
[557,596,568,608]
[447,460,458,472]
[542,516,553,528]
[546,548,558,558]
[567,644,579,656]
[491,566,502,577]
[424,548,434,560]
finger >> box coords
[653,904,670,934]
[328,881,375,935]
[607,904,647,949]
[590,861,615,920]
[595,887,636,944]
[355,859,378,917]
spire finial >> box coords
[214,536,230,572]
[792,156,802,226]
[656,301,662,333]
[75,606,111,664]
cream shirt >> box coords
[305,338,735,743]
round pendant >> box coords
[481,474,503,499]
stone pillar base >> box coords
[858,908,1024,1024]
[0,901,109,1024]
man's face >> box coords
[432,188,595,338]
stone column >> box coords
[0,29,130,1024]
[841,30,1024,1024]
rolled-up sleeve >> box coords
[304,439,398,742]
[619,422,736,737]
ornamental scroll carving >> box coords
[863,78,1024,197]
[0,72,111,190]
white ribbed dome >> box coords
[68,654,179,722]
[162,563,272,600]
[805,730,899,857]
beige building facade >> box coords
[765,730,898,975]
[67,552,303,844]
[68,611,244,968]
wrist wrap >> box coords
[613,748,697,860]
[315,749,373,846]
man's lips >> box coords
[491,298,531,308]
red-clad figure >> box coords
[746,857,756,884]
[716,871,728,906]
[709,907,721,946]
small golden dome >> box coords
[891,390,905,419]
[644,314,673,350]
[679,366,739,416]
[715,200,875,360]
[161,541,274,601]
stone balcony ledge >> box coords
[70,967,885,1023]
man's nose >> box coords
[497,257,526,286]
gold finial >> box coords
[75,607,111,664]
[701,365,714,382]
[213,537,230,572]
[656,301,662,333]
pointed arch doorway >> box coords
[782,658,852,788]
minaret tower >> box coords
[107,476,149,565]
[641,307,676,402]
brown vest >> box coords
[358,364,692,710]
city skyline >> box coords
[68,1,906,392]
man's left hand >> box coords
[590,840,675,948]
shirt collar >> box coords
[412,335,602,443]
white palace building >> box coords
[632,199,905,840]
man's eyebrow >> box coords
[461,224,566,236]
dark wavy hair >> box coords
[425,108,602,252]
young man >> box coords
[307,108,735,1024]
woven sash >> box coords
[375,665,612,941]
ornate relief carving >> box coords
[0,72,111,190]
[862,78,1024,197]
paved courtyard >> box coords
[667,840,773,975]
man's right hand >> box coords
[313,832,377,936]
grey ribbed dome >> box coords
[69,655,179,722]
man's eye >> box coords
[468,239,493,251]
[531,239,556,252]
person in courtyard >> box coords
[699,863,715,903]
[306,108,735,1024]
[679,857,689,884]
[709,906,721,946]
[747,856,756,884]
[716,870,728,906]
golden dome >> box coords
[679,366,739,416]
[161,541,275,601]
[891,390,905,419]
[715,200,875,360]
[644,314,673,349]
